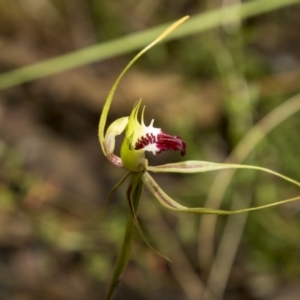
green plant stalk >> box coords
[0,0,299,90]
[106,173,144,300]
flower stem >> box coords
[106,173,143,300]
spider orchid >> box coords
[98,17,300,300]
[99,16,299,216]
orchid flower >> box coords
[98,17,300,299]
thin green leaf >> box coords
[1,0,300,90]
[142,172,300,215]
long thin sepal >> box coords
[126,174,170,261]
[100,172,131,217]
[98,16,189,155]
[142,172,300,215]
[148,161,300,188]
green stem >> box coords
[106,173,143,300]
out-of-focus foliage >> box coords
[0,0,300,299]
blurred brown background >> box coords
[1,1,300,299]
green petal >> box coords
[104,117,129,155]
